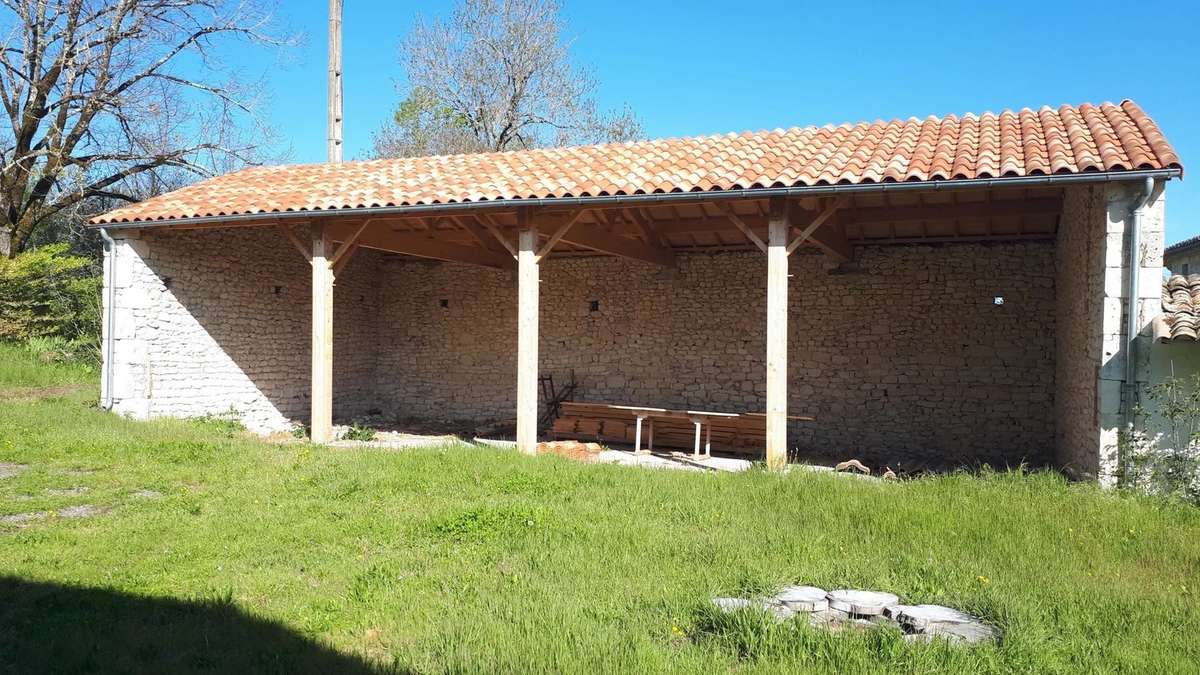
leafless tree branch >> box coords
[0,0,294,256]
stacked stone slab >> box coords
[711,585,998,645]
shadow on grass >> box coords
[0,576,395,674]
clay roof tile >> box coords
[1157,274,1200,342]
[92,100,1184,225]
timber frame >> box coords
[147,183,1070,461]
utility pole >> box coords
[328,0,343,162]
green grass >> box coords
[0,341,94,390]
[1,347,1198,673]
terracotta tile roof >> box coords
[92,99,1182,225]
[1155,275,1200,342]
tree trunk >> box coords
[2,215,34,258]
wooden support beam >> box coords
[805,223,854,262]
[310,223,334,444]
[478,213,519,258]
[652,196,1064,236]
[847,195,1062,224]
[329,219,372,271]
[327,223,515,269]
[559,225,675,267]
[279,224,311,261]
[516,210,539,455]
[332,244,358,277]
[627,208,674,253]
[536,210,587,260]
[860,232,1054,245]
[454,215,508,255]
[765,197,789,471]
[719,204,768,253]
[787,197,846,254]
[624,209,676,265]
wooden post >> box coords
[765,198,789,470]
[516,212,539,454]
[327,0,343,163]
[311,223,334,443]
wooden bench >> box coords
[552,401,814,457]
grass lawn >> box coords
[1,343,1198,673]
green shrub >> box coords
[342,424,376,442]
[0,244,101,360]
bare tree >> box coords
[372,0,640,159]
[0,0,291,257]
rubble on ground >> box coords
[711,585,999,645]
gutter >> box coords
[91,168,1183,231]
[1121,176,1158,479]
[98,227,116,410]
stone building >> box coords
[92,100,1183,483]
[1164,236,1200,276]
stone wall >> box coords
[103,227,380,432]
[377,243,1058,469]
[1053,183,1166,483]
[1054,185,1106,478]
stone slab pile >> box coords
[711,585,998,645]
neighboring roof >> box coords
[1165,234,1200,257]
[92,99,1183,225]
[1155,275,1200,342]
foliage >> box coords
[376,86,480,158]
[341,424,377,442]
[0,1,292,256]
[19,336,96,372]
[2,355,1199,672]
[1118,374,1200,504]
[0,244,100,359]
[372,0,640,158]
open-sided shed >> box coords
[91,100,1183,480]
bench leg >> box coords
[634,415,647,455]
[693,420,702,458]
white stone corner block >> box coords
[1104,232,1126,269]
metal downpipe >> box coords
[1120,176,1157,479]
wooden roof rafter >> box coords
[154,183,1069,269]
[326,219,515,269]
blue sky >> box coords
[249,1,1199,242]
